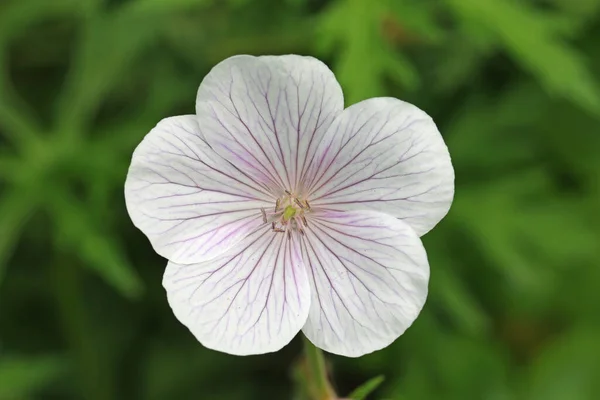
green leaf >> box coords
[0,0,87,43]
[524,328,600,400]
[348,375,385,400]
[551,0,600,19]
[126,0,213,14]
[0,154,20,182]
[386,0,444,43]
[0,52,41,150]
[429,262,490,336]
[445,82,548,172]
[0,354,67,398]
[55,4,169,136]
[0,187,37,287]
[450,169,552,289]
[47,191,143,299]
[0,94,41,150]
[515,201,598,265]
[431,33,494,94]
[445,0,600,115]
[316,0,419,104]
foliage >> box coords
[1,0,599,399]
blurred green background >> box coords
[1,0,600,399]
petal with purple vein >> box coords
[195,55,344,193]
[300,210,429,357]
[307,98,454,236]
[125,115,273,264]
[164,226,311,356]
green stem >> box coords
[303,335,336,400]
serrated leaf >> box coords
[0,354,67,398]
[445,82,548,171]
[382,49,420,90]
[386,0,444,43]
[450,169,553,289]
[47,191,143,299]
[445,0,600,115]
[348,375,385,400]
[316,0,419,104]
[55,4,169,135]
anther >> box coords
[275,199,280,212]
[305,200,311,210]
[301,215,308,227]
[261,208,267,223]
[287,230,291,239]
[271,221,285,233]
[285,190,292,195]
[294,198,305,209]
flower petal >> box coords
[306,98,454,236]
[125,115,273,264]
[195,55,344,193]
[163,226,311,355]
[300,210,429,357]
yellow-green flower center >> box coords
[282,205,297,221]
[262,191,311,237]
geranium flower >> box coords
[125,55,454,357]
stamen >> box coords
[261,208,267,223]
[272,221,285,233]
[271,191,311,236]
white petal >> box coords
[125,115,274,264]
[163,226,311,355]
[195,54,344,193]
[306,98,454,236]
[300,210,429,357]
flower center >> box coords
[261,190,311,238]
[282,205,297,221]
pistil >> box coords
[262,190,311,237]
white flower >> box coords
[125,55,454,357]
